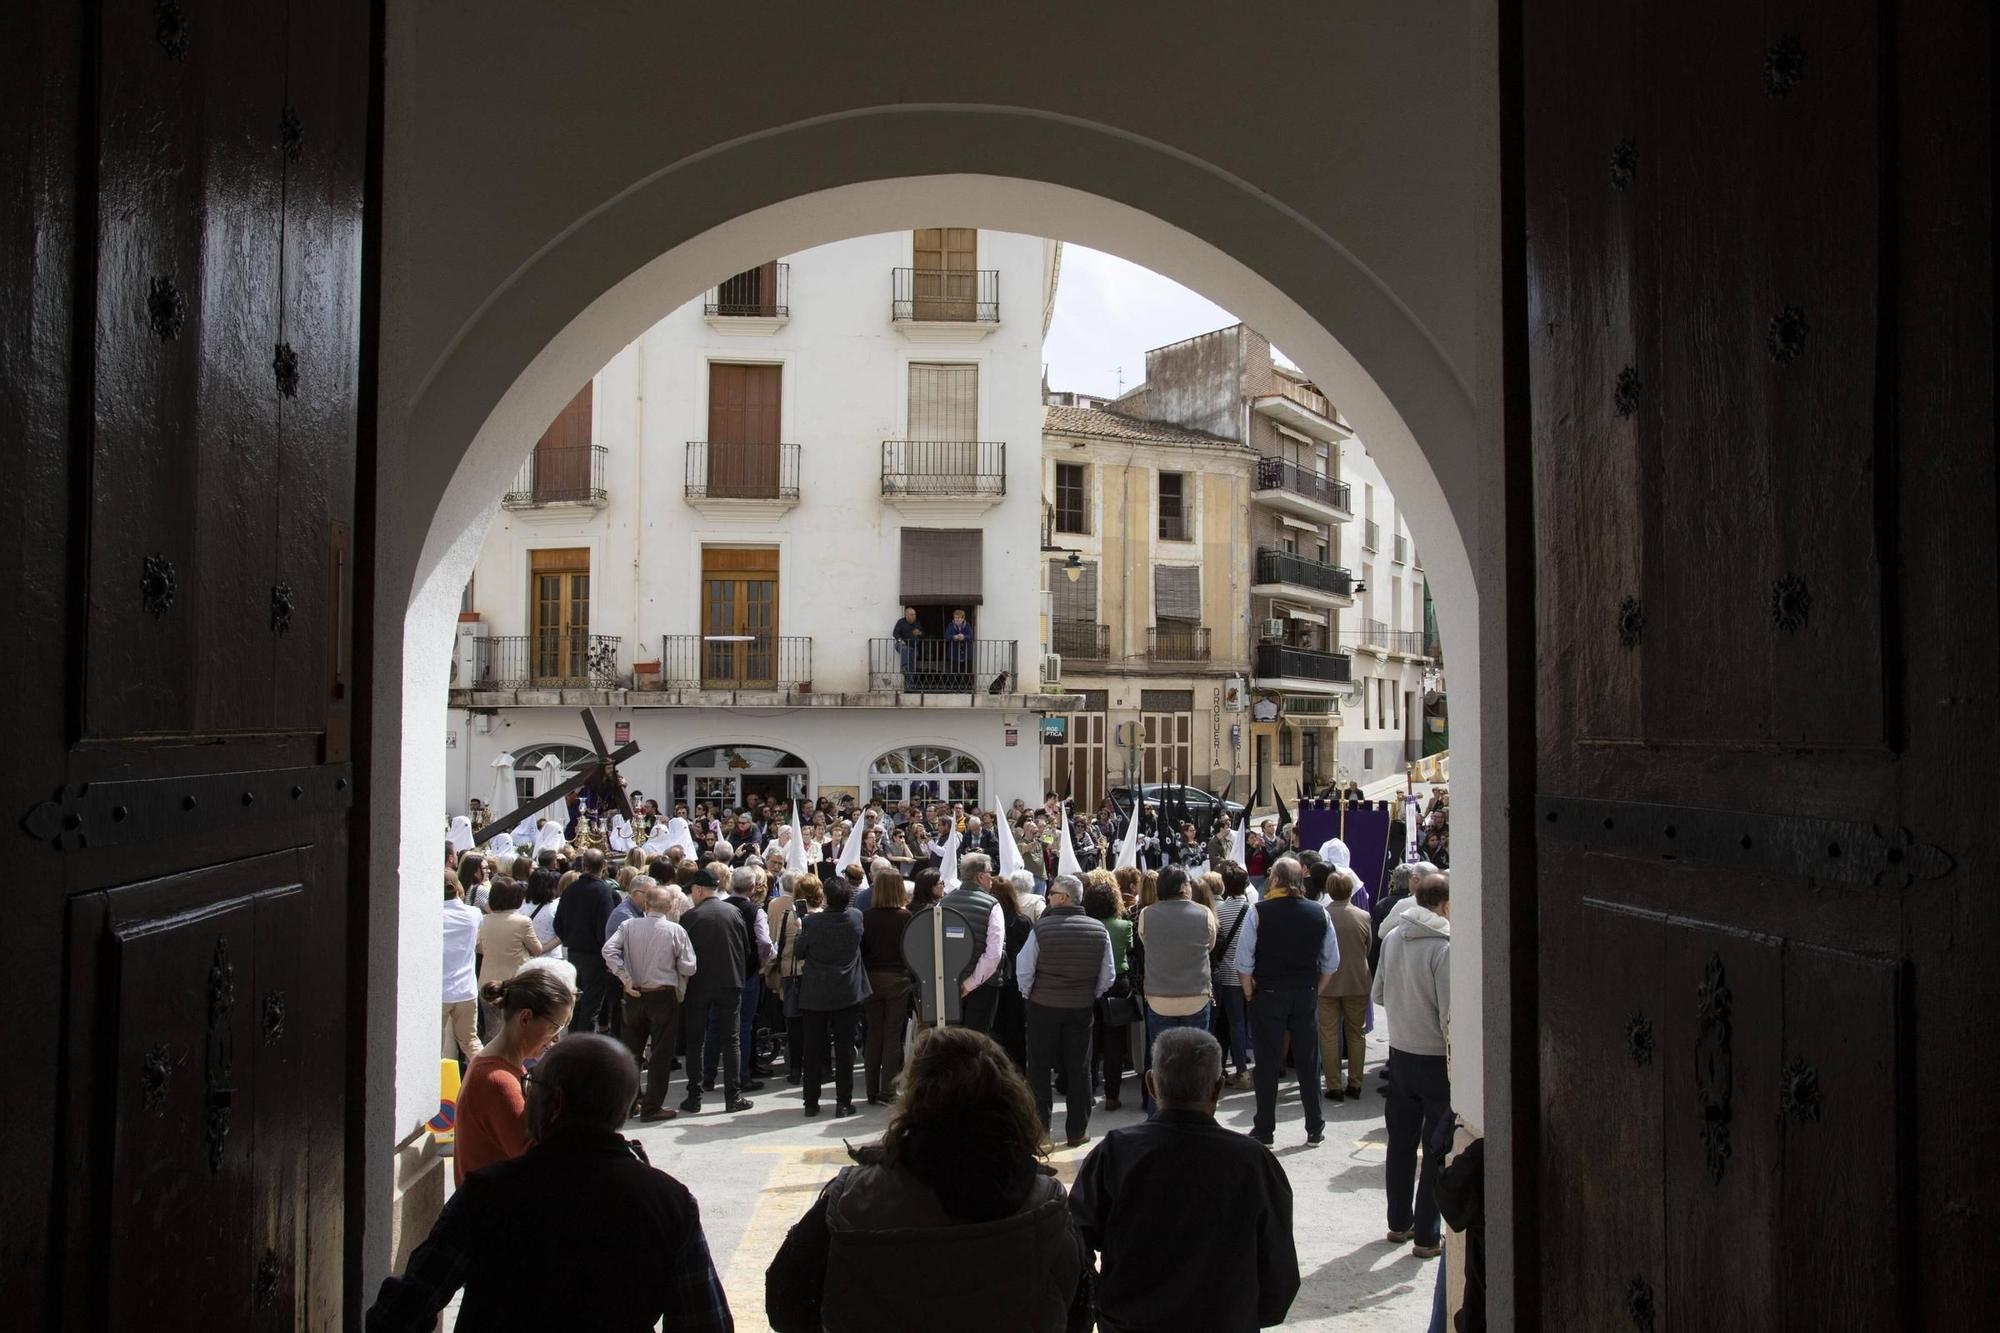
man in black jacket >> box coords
[365,1035,732,1333]
[1070,1028,1299,1332]
[679,869,755,1114]
[553,848,620,1033]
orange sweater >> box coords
[454,1053,530,1185]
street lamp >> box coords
[1063,551,1083,583]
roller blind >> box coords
[900,528,983,605]
[907,363,978,440]
[1153,564,1201,621]
[1048,559,1099,621]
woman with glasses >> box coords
[455,967,575,1185]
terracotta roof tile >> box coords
[1041,404,1242,448]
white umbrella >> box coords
[534,752,565,795]
[1057,803,1083,877]
[785,801,809,877]
[489,751,517,818]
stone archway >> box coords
[371,103,1502,1297]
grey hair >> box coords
[730,865,758,893]
[1049,873,1084,902]
[1008,869,1035,897]
[958,851,992,881]
[629,874,658,899]
[1150,1027,1224,1108]
[1267,856,1305,891]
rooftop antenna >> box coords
[1115,365,1125,395]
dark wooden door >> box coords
[530,549,591,684]
[700,547,779,687]
[1519,1,1991,1326]
[912,226,977,320]
[0,1,372,1327]
[706,362,781,498]
[530,382,595,501]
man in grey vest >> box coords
[1135,865,1217,1115]
[941,851,1007,1033]
[1016,874,1114,1147]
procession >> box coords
[379,698,1469,1332]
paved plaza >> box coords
[439,1019,1435,1331]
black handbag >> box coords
[1210,901,1251,993]
[1099,978,1144,1027]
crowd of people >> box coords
[400,784,1478,1331]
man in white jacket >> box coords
[1371,872,1452,1260]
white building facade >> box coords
[446,230,1064,817]
[1334,436,1435,790]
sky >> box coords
[1040,243,1291,399]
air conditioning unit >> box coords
[1040,652,1063,686]
[1259,619,1288,642]
[454,621,482,687]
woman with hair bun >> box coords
[454,967,575,1185]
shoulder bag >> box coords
[1209,901,1251,993]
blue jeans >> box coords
[1142,1002,1213,1114]
[1428,1236,1449,1331]
[1216,984,1252,1074]
[895,640,916,688]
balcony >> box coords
[1254,642,1353,693]
[502,445,609,510]
[703,263,789,332]
[869,638,1018,695]
[880,440,1007,516]
[684,441,801,513]
[1252,548,1354,607]
[1393,533,1409,564]
[1250,380,1350,443]
[1147,624,1211,663]
[1343,627,1431,660]
[891,267,1000,338]
[465,634,624,690]
[660,634,811,696]
[1362,519,1380,552]
[1052,621,1108,661]
[1158,509,1192,542]
[1251,456,1352,523]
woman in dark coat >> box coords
[989,873,1034,1072]
[796,877,872,1117]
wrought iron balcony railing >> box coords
[468,634,623,689]
[1255,548,1353,597]
[1052,621,1108,660]
[869,638,1018,694]
[1340,628,1429,655]
[704,263,789,318]
[1254,643,1353,684]
[661,634,811,691]
[1253,456,1352,513]
[891,267,1000,323]
[502,445,609,509]
[684,442,801,501]
[1147,624,1211,662]
[880,441,1007,497]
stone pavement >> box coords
[442,1020,1437,1331]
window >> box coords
[1152,566,1204,658]
[1049,558,1100,657]
[870,744,983,806]
[1158,472,1190,541]
[460,575,475,615]
[907,363,979,440]
[1278,726,1294,766]
[1362,674,1372,728]
[711,262,783,318]
[704,363,783,498]
[521,383,595,503]
[506,743,594,807]
[1363,746,1376,770]
[1054,462,1089,535]
[910,227,978,320]
[670,745,809,809]
[529,548,590,683]
[699,547,779,687]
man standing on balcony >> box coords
[891,605,923,690]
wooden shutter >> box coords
[706,363,782,498]
[900,528,983,605]
[907,363,978,440]
[1049,559,1098,621]
[1153,565,1201,621]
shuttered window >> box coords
[1049,559,1098,622]
[900,528,983,605]
[907,363,978,440]
[1153,565,1201,621]
[1054,462,1090,534]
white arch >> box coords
[374,110,1490,1271]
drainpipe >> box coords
[631,336,646,665]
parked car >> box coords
[1107,783,1245,825]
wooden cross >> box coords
[472,707,637,846]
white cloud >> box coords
[1041,244,1294,398]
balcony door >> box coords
[904,363,980,490]
[531,382,594,501]
[706,363,782,498]
[911,226,977,320]
[530,548,590,683]
[701,547,779,687]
